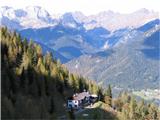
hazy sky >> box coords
[0,0,159,15]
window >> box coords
[69,104,72,108]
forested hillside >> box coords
[1,27,159,120]
[1,27,102,119]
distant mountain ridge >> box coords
[65,24,160,90]
[0,6,159,31]
[0,6,159,63]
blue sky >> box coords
[0,0,159,15]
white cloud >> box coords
[0,0,159,15]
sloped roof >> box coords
[73,92,90,100]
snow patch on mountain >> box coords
[0,6,58,29]
[81,8,159,31]
[0,6,159,31]
[103,41,110,49]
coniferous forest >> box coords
[1,27,103,119]
[1,27,160,119]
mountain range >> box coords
[0,6,159,90]
[66,23,160,90]
[0,6,158,31]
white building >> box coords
[67,92,97,109]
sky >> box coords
[0,0,159,15]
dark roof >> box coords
[73,92,90,100]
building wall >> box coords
[68,100,79,108]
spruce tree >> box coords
[129,96,137,119]
[104,84,112,107]
[106,84,112,98]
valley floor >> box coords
[132,89,160,107]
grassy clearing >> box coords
[76,101,118,120]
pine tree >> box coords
[69,74,78,92]
[36,44,42,57]
[121,103,130,120]
[44,52,52,69]
[106,84,112,98]
[137,99,147,119]
[97,87,104,101]
[129,96,137,119]
[37,57,47,75]
[148,103,158,119]
[104,84,112,107]
[119,92,131,104]
[78,77,84,92]
[23,38,28,51]
[21,51,30,70]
